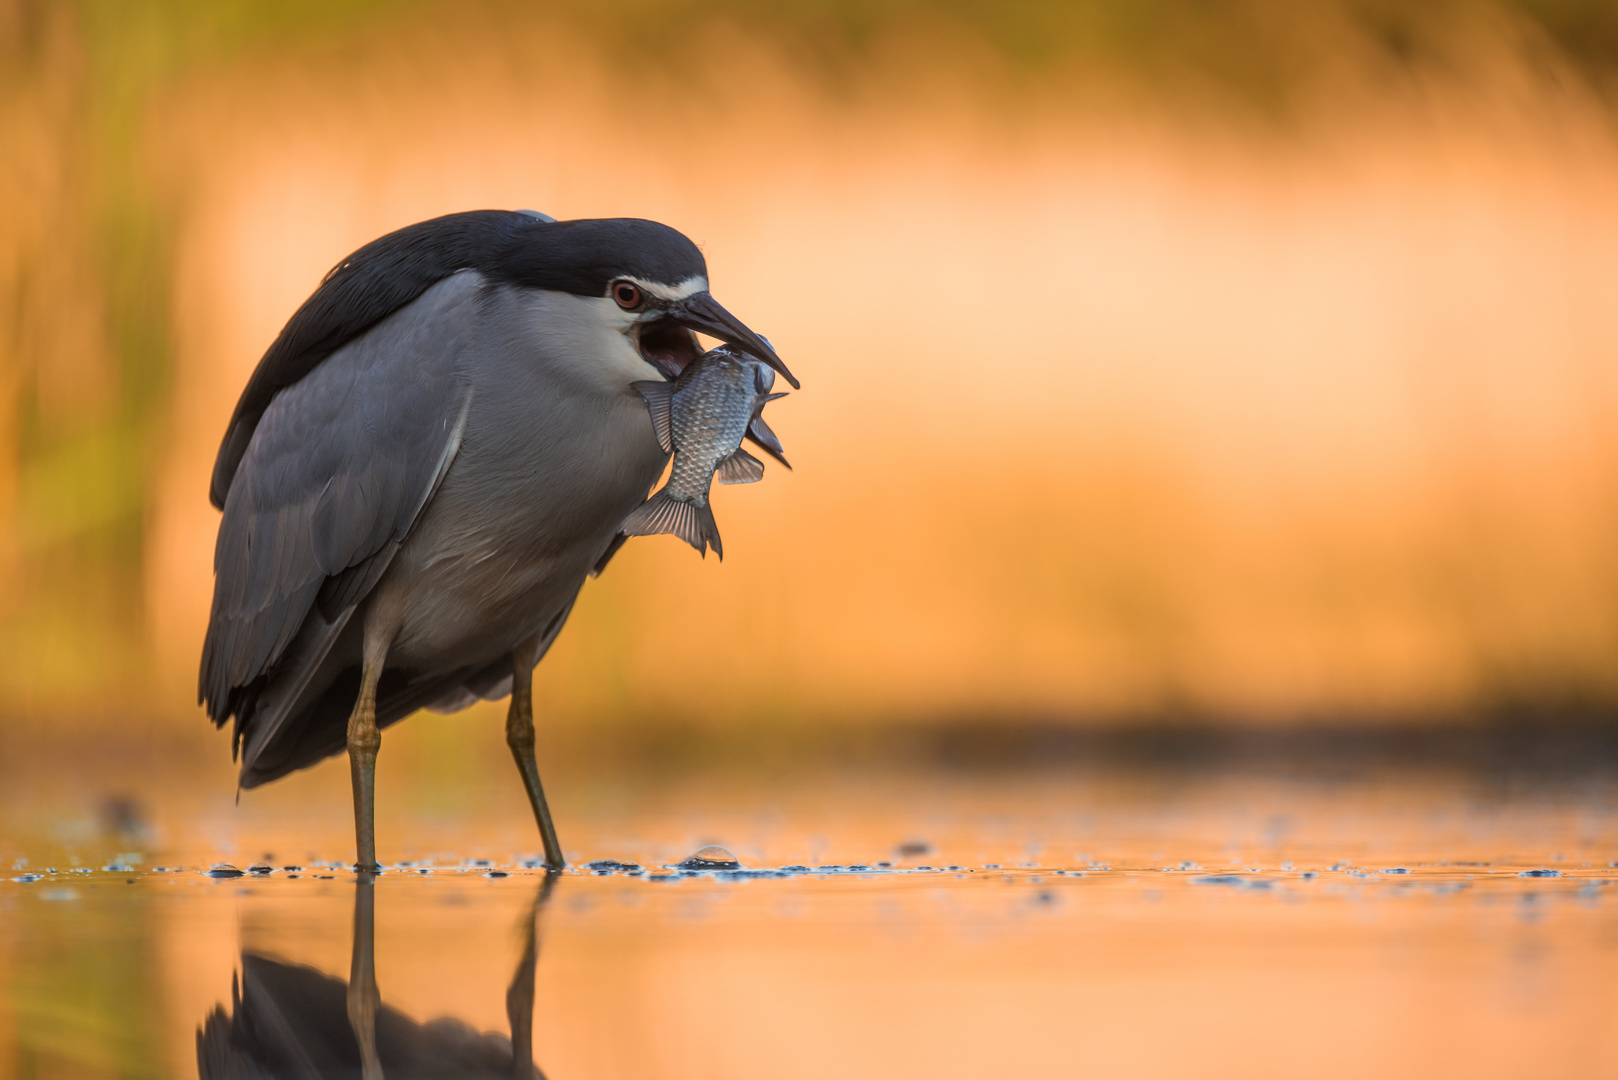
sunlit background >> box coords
[8,3,1618,1078]
[7,0,1618,738]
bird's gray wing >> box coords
[208,210,542,508]
[199,272,481,759]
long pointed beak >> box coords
[669,292,799,389]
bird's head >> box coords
[497,215,798,388]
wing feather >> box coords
[200,273,481,751]
[208,211,540,508]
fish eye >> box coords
[611,281,643,310]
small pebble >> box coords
[679,846,741,870]
[586,860,641,872]
[1192,875,1272,889]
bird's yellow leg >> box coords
[347,632,389,874]
[507,644,565,869]
[347,873,383,1080]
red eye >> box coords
[612,281,642,309]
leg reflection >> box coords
[507,872,559,1079]
[198,873,564,1079]
[348,873,384,1080]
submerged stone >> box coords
[207,864,245,878]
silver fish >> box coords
[621,346,789,559]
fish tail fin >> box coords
[699,501,722,561]
[622,489,719,557]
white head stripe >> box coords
[635,275,708,302]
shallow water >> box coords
[4,736,1618,1079]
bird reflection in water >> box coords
[197,874,558,1078]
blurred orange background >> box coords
[5,0,1618,734]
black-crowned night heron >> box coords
[200,210,796,872]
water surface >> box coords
[4,734,1616,1078]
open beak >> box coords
[669,292,799,389]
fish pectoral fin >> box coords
[621,489,719,558]
[746,415,790,469]
[715,447,765,485]
[631,380,675,453]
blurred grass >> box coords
[5,0,1618,723]
[1,0,406,709]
